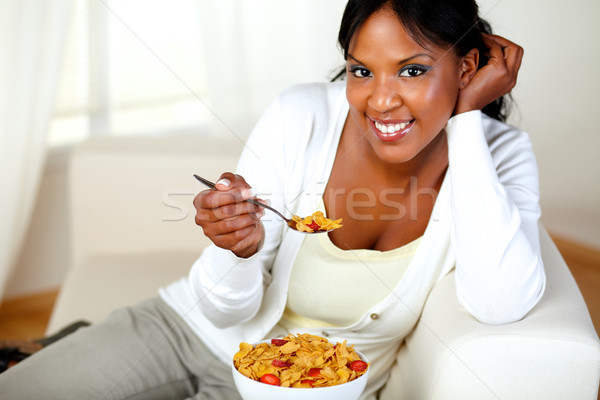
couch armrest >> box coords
[381,226,600,399]
[47,134,243,334]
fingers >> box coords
[195,193,262,223]
[454,34,523,115]
[197,205,264,235]
[195,172,254,209]
[483,33,521,51]
[217,223,265,258]
[482,34,524,76]
[193,172,265,258]
[482,33,511,47]
[211,221,264,254]
[210,172,257,205]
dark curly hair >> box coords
[333,0,509,122]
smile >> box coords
[374,120,409,134]
[369,117,414,142]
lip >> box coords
[368,117,414,142]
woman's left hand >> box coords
[455,34,524,115]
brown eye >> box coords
[399,65,428,77]
[350,66,372,78]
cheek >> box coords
[346,84,364,108]
[408,79,459,119]
[346,84,369,120]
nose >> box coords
[367,79,402,113]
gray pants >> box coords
[0,297,242,400]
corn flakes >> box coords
[290,211,343,233]
[233,333,368,388]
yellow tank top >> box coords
[280,200,421,330]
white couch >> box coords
[48,134,600,399]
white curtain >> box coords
[0,0,72,301]
[196,0,347,138]
[48,0,348,142]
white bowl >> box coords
[231,348,369,400]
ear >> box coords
[458,48,479,89]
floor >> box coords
[0,234,598,398]
[550,234,600,336]
[0,290,58,340]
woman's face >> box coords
[346,6,465,165]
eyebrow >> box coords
[348,53,435,65]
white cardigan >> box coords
[160,81,545,396]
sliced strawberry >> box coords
[270,338,288,346]
[260,373,280,386]
[272,359,291,368]
[300,379,314,387]
[307,221,320,231]
[349,360,368,372]
[308,367,322,377]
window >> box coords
[48,0,347,147]
[49,0,209,146]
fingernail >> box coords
[216,178,231,187]
[258,209,266,218]
[242,188,257,199]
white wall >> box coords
[477,0,600,248]
[5,0,599,299]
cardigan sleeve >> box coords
[446,110,546,324]
[187,95,288,329]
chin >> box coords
[370,141,419,165]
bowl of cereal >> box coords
[232,333,369,400]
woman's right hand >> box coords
[194,172,265,258]
[455,34,524,115]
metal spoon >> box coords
[193,174,339,234]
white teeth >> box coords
[374,120,409,134]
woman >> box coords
[0,0,545,399]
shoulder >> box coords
[259,81,347,149]
[244,81,347,165]
[481,114,536,167]
[481,114,533,152]
[250,81,345,134]
[479,115,539,192]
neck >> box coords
[367,129,449,190]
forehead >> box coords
[349,6,448,59]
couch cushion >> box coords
[69,134,243,270]
[46,250,198,334]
